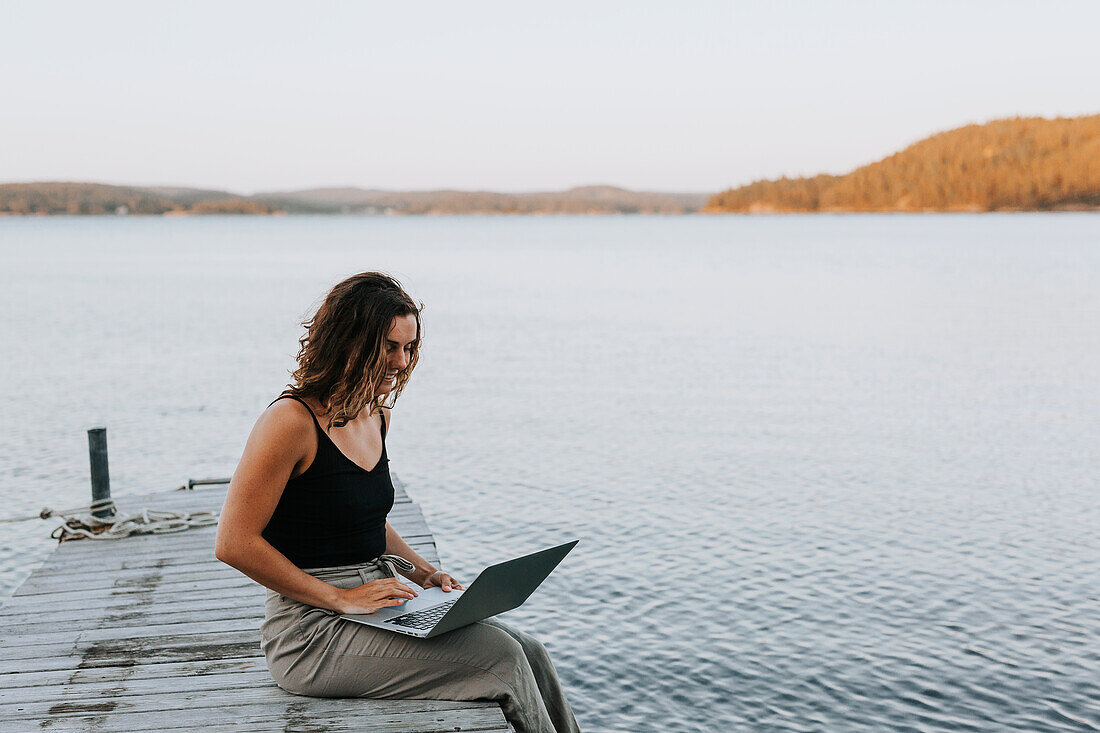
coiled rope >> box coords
[45,497,219,542]
[0,494,218,541]
[0,479,228,540]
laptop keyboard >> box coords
[387,599,458,630]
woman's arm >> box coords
[385,521,439,585]
[385,522,464,591]
[215,401,417,613]
[381,407,462,591]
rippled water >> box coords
[1,214,1098,731]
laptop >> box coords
[340,540,578,638]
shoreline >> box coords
[1,208,1098,218]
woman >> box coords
[215,272,579,733]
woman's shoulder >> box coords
[257,396,318,442]
[235,396,317,477]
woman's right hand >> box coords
[334,578,419,615]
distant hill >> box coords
[0,182,706,215]
[0,182,274,215]
[705,115,1100,213]
[251,185,707,214]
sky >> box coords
[1,1,1098,194]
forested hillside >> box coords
[706,115,1100,212]
[0,183,274,215]
[251,186,706,214]
[0,183,703,215]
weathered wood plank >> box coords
[0,669,276,704]
[13,572,256,600]
[1,562,440,617]
[0,607,264,640]
[0,477,505,733]
[0,603,266,638]
[1,596,433,648]
[0,585,267,617]
[1,680,496,719]
[7,554,439,611]
[2,575,432,631]
[0,656,268,690]
[17,565,250,594]
[3,689,507,728]
[15,554,433,604]
[0,628,261,667]
[12,707,509,733]
[2,671,506,725]
[0,617,268,649]
[0,562,440,621]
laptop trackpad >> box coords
[341,587,464,623]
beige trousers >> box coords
[260,557,580,733]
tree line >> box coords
[705,115,1100,212]
[0,182,274,215]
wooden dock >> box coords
[0,478,513,732]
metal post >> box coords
[187,477,231,490]
[87,427,112,519]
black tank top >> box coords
[261,394,395,568]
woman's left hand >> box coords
[422,570,464,592]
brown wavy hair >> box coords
[283,272,422,428]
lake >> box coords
[1,214,1097,731]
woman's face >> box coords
[377,314,418,396]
